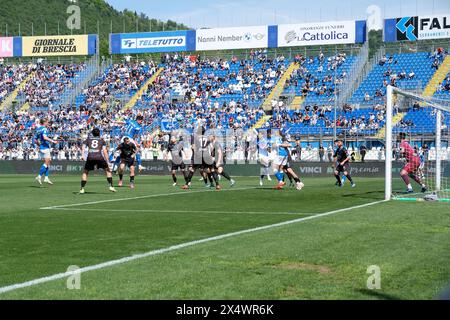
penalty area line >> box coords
[0,199,386,295]
[39,187,257,210]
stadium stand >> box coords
[283,52,356,106]
[17,62,87,111]
[348,52,443,106]
[133,53,288,132]
[1,46,450,161]
[0,64,34,110]
[75,61,158,110]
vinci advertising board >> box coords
[196,26,269,51]
[277,20,364,47]
[384,13,450,42]
[21,35,97,56]
[110,30,196,54]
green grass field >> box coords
[0,174,449,299]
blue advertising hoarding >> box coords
[110,30,196,54]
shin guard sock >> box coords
[345,174,353,183]
[221,171,231,181]
[136,154,142,166]
[212,172,219,185]
[335,174,342,185]
[39,164,47,176]
[401,173,410,186]
[275,171,284,182]
[186,171,194,184]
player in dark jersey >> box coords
[182,127,220,190]
[80,128,116,194]
[165,135,188,186]
[210,135,235,187]
[182,129,202,189]
[204,133,221,190]
[195,129,215,188]
[279,134,295,188]
[333,139,355,188]
[116,136,137,189]
[113,115,146,172]
[182,141,197,189]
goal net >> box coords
[386,85,450,202]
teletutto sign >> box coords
[196,26,268,51]
[110,30,196,54]
[277,20,358,47]
[21,35,97,57]
[384,13,450,42]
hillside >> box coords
[0,0,188,56]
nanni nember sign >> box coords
[384,13,450,42]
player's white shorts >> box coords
[259,154,272,167]
[39,148,51,159]
[274,155,288,167]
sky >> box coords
[106,0,450,30]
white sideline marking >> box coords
[42,208,312,216]
[0,199,386,295]
[40,187,257,210]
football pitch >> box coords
[0,174,449,299]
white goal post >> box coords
[385,85,450,202]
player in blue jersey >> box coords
[417,146,426,170]
[109,151,117,172]
[34,118,58,186]
[272,131,304,190]
[257,131,272,186]
[126,115,145,172]
[416,145,426,184]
